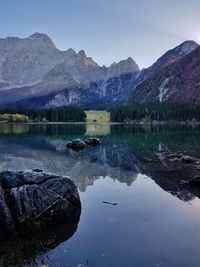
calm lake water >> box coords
[1,123,200,267]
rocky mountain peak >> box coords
[136,40,199,87]
[174,40,199,58]
[28,32,56,48]
[108,57,140,78]
[75,50,98,67]
[110,62,117,67]
[77,49,87,57]
[66,47,76,54]
[0,33,77,87]
[157,40,199,65]
[29,32,50,39]
[127,56,136,62]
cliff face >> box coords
[0,33,76,87]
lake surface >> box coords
[1,123,200,267]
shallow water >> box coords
[0,123,200,267]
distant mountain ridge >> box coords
[129,45,200,103]
[134,40,199,88]
[0,32,141,108]
[0,33,199,108]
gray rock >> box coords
[1,170,60,189]
[84,137,101,146]
[165,153,182,159]
[188,176,200,185]
[66,139,88,150]
[66,138,101,151]
[181,156,195,164]
[0,170,81,239]
[0,185,15,237]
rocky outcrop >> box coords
[66,138,101,151]
[0,170,81,239]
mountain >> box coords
[0,33,140,108]
[133,40,199,88]
[129,44,200,103]
[4,71,140,109]
[108,57,139,78]
[0,33,199,109]
[0,32,75,88]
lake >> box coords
[0,123,200,267]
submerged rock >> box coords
[0,170,81,239]
[66,137,101,151]
[165,153,182,159]
[187,176,200,185]
[157,151,199,166]
[181,155,195,164]
[66,138,88,150]
[84,137,101,147]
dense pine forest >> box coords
[110,104,200,122]
[0,106,86,122]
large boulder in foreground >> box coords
[0,170,81,239]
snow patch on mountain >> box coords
[158,79,170,102]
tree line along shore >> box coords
[110,103,200,123]
[1,104,200,123]
[0,106,86,123]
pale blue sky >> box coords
[1,0,200,68]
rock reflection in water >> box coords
[0,210,81,267]
[138,149,200,202]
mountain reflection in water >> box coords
[0,123,200,266]
[0,123,199,199]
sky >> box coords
[1,0,200,68]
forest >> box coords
[0,106,86,122]
[110,104,200,122]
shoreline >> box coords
[0,120,200,126]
